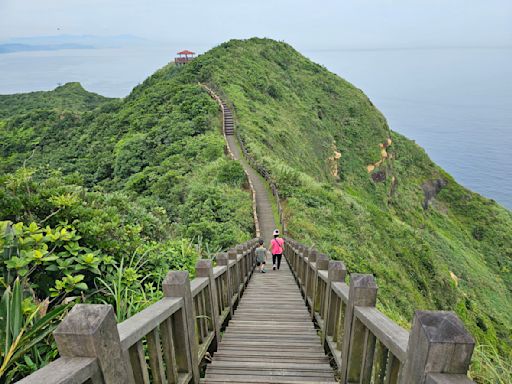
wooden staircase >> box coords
[223,102,235,135]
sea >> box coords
[1,46,511,210]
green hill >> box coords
[0,82,112,119]
[181,39,512,367]
[0,38,510,381]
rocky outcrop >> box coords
[421,178,447,209]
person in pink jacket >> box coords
[269,229,285,270]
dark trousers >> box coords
[272,254,282,269]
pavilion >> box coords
[175,50,195,66]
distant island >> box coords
[0,43,94,54]
[0,34,148,54]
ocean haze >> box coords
[0,44,511,210]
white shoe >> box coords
[273,264,276,270]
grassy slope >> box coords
[181,38,512,360]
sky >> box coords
[1,0,511,50]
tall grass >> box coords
[470,344,512,384]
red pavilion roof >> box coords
[178,50,195,55]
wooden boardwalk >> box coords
[202,258,337,383]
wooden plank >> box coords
[331,281,349,303]
[146,328,167,384]
[190,277,209,298]
[128,340,150,384]
[426,373,475,384]
[118,297,182,350]
[373,339,389,384]
[210,361,333,370]
[161,317,179,383]
[15,357,101,384]
[201,378,338,384]
[207,366,335,377]
[384,353,400,384]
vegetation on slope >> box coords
[178,38,512,379]
[0,73,253,380]
[1,38,510,381]
[0,82,111,119]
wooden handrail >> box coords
[354,306,409,362]
[16,238,260,384]
[16,357,101,384]
[117,297,183,350]
[283,237,476,384]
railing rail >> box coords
[17,238,259,384]
[284,237,476,384]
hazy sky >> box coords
[1,0,511,50]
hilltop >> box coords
[0,38,510,381]
[0,82,112,119]
[179,39,512,364]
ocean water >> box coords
[305,47,512,210]
[1,46,511,209]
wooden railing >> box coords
[284,237,476,384]
[17,239,259,384]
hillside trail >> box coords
[222,104,277,244]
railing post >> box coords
[53,304,134,384]
[228,249,240,300]
[340,274,377,383]
[400,311,475,384]
[195,259,221,350]
[236,244,245,289]
[313,253,329,320]
[306,249,317,307]
[322,260,346,345]
[216,253,233,317]
[294,241,300,277]
[284,238,293,273]
[300,245,308,291]
[286,239,294,275]
[241,243,249,281]
[250,239,257,270]
[163,271,200,384]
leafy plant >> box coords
[0,279,70,382]
[95,248,153,322]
